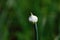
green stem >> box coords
[35,23,38,40]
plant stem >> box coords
[35,23,38,40]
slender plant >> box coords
[29,12,38,40]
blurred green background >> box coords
[0,0,60,40]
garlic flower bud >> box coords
[29,12,38,23]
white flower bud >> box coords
[29,12,38,23]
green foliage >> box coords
[0,0,60,40]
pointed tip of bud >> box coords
[31,12,33,15]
